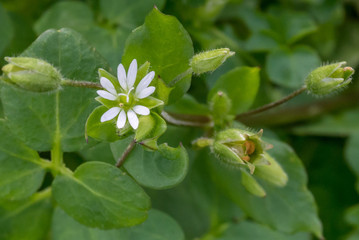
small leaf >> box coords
[122,8,194,103]
[111,140,189,189]
[52,207,184,240]
[208,66,260,114]
[0,190,53,240]
[266,46,321,89]
[52,161,151,229]
[0,119,45,200]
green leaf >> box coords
[52,207,184,240]
[86,106,122,142]
[0,4,13,55]
[206,139,323,238]
[100,0,166,29]
[122,8,194,103]
[135,112,167,142]
[34,2,94,35]
[346,204,359,227]
[0,189,53,240]
[214,221,311,240]
[52,161,150,229]
[266,46,321,89]
[1,28,109,152]
[208,66,260,114]
[111,139,189,189]
[0,119,45,200]
[294,107,359,137]
[78,142,115,164]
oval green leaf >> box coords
[52,161,151,229]
[122,8,194,103]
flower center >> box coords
[226,140,256,162]
[117,88,135,111]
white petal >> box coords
[127,109,139,129]
[100,77,117,95]
[135,71,155,95]
[127,59,137,89]
[136,86,155,99]
[116,110,127,128]
[101,107,121,122]
[132,105,150,115]
[97,90,117,100]
[117,64,127,90]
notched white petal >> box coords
[117,64,127,90]
[133,105,150,115]
[117,110,127,128]
[127,109,139,129]
[137,86,155,99]
[127,59,137,89]
[97,90,117,100]
[136,71,155,95]
[100,77,117,95]
[101,107,121,122]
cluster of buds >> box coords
[211,128,273,174]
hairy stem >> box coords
[236,86,307,119]
[116,139,136,168]
[61,79,102,89]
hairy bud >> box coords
[190,48,235,74]
[2,57,62,92]
[305,62,354,96]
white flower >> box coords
[96,59,156,130]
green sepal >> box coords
[85,105,131,142]
[135,112,167,144]
[241,169,266,197]
[137,96,164,109]
[254,152,288,187]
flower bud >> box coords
[190,48,235,74]
[305,61,354,96]
[211,128,273,174]
[2,57,62,92]
[209,91,233,126]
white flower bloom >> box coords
[97,59,156,130]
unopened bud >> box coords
[2,57,62,92]
[305,62,354,96]
[210,91,232,126]
[190,48,235,74]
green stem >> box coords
[236,86,307,119]
[116,139,136,168]
[61,79,102,89]
[51,92,63,175]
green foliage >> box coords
[0,0,358,239]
